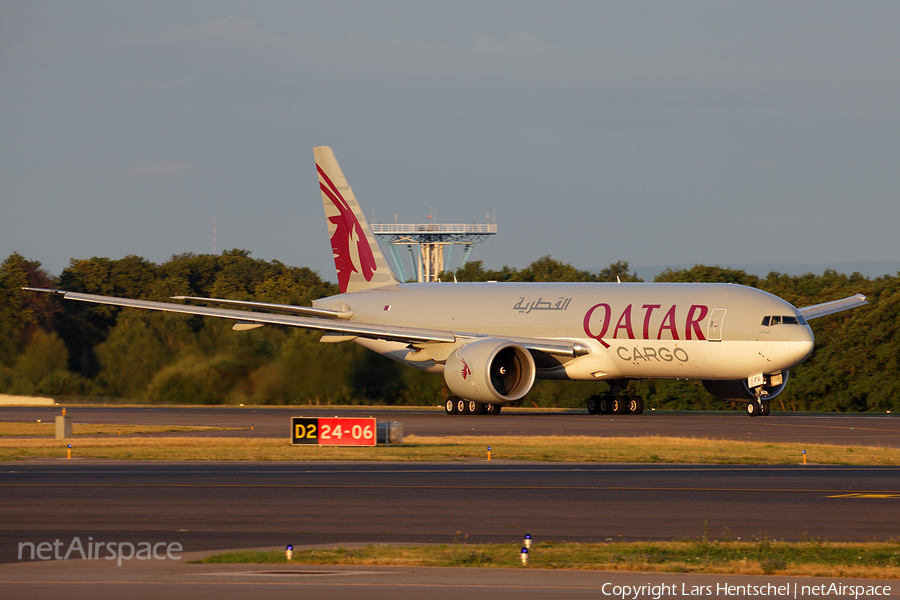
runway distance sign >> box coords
[291,417,376,446]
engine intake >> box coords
[444,339,536,403]
[702,371,790,401]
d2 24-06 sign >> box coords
[291,417,376,446]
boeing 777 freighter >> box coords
[27,147,867,417]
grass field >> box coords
[0,430,898,464]
[200,539,900,579]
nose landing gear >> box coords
[746,387,772,417]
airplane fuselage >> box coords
[314,281,815,383]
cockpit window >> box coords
[762,315,807,326]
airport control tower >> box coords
[371,219,497,282]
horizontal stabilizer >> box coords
[798,294,868,320]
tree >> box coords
[517,256,595,282]
[655,265,759,286]
[10,330,69,394]
[450,257,642,283]
[0,253,59,366]
[448,260,521,282]
[595,261,642,282]
[93,312,194,398]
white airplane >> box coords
[27,147,868,417]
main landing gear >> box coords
[587,394,644,415]
[586,381,644,415]
[444,396,502,415]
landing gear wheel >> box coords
[613,396,630,415]
[599,396,614,414]
[445,397,459,415]
[629,395,644,415]
[457,398,469,415]
[587,395,601,415]
[470,401,485,415]
[484,403,501,415]
[746,401,761,417]
[760,400,771,417]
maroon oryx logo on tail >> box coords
[317,164,377,293]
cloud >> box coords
[31,8,888,126]
[97,13,892,119]
[124,160,194,178]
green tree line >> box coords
[0,251,894,411]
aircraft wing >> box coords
[798,294,868,320]
[25,288,454,344]
[24,288,588,357]
[172,295,353,319]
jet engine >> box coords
[702,370,790,401]
[444,339,536,403]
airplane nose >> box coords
[789,325,815,362]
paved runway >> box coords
[2,559,896,600]
[3,406,900,447]
[2,462,899,597]
[3,408,899,596]
[2,461,899,565]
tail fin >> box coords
[314,146,400,293]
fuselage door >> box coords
[707,308,727,342]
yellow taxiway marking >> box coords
[828,492,900,498]
[768,423,900,434]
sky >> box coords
[2,1,899,283]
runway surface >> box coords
[3,461,899,565]
[2,559,896,600]
[3,406,900,447]
[2,462,899,597]
[3,407,900,598]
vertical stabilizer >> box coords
[314,146,400,293]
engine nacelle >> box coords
[444,339,536,403]
[702,370,790,401]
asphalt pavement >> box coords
[3,406,899,446]
[2,461,898,564]
[2,408,899,598]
